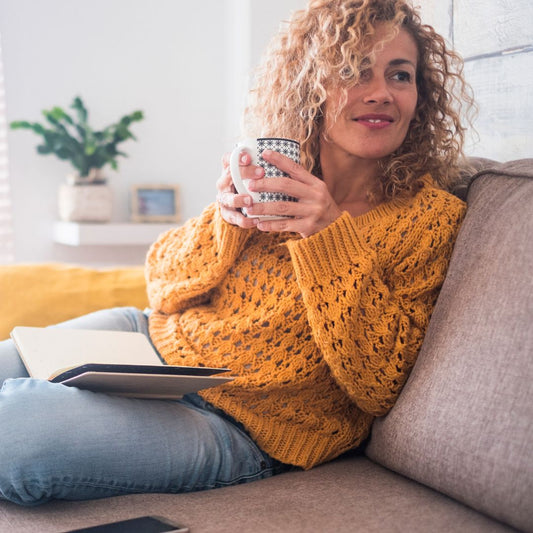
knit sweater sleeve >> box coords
[286,193,466,416]
[145,203,251,314]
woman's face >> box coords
[320,27,419,167]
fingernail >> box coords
[263,150,272,157]
[254,168,263,177]
[244,197,252,206]
[240,154,248,164]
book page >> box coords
[11,327,162,380]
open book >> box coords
[10,326,234,399]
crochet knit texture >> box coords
[146,176,466,469]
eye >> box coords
[391,71,413,83]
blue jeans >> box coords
[0,307,287,506]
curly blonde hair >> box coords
[243,0,475,199]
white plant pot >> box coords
[58,183,112,222]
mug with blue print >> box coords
[229,137,300,220]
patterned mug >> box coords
[229,137,300,220]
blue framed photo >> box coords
[131,184,180,223]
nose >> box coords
[362,75,392,105]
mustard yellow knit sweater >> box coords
[146,176,466,469]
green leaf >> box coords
[10,96,144,175]
[48,106,74,125]
[71,96,88,124]
[32,123,47,135]
[55,147,72,160]
[84,144,96,156]
[42,110,60,126]
[10,120,31,129]
[36,144,53,154]
[75,124,88,141]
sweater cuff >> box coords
[213,202,253,254]
[286,211,375,284]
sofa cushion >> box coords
[366,160,533,532]
[0,457,515,532]
[0,263,147,339]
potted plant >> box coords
[10,96,144,222]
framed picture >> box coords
[131,184,181,223]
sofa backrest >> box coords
[366,159,533,532]
[0,263,148,340]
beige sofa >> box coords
[0,158,531,532]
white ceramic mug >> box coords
[229,137,300,219]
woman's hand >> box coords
[216,152,261,230]
[246,150,343,238]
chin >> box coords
[358,149,397,160]
[362,142,405,160]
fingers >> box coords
[246,175,306,200]
[218,204,259,229]
[218,151,257,229]
[216,176,253,211]
[239,151,343,237]
[260,150,312,184]
[221,152,231,168]
[217,153,252,209]
[218,148,316,230]
[222,151,264,182]
[239,151,264,181]
[216,166,233,193]
[255,217,312,238]
[216,178,257,229]
[252,199,343,238]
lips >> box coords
[353,114,394,124]
[352,113,395,130]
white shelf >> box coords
[53,221,177,246]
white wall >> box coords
[8,0,525,266]
[225,0,307,144]
[1,0,305,266]
[419,0,533,162]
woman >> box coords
[0,0,472,505]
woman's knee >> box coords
[0,379,75,458]
[0,378,114,472]
[0,338,29,384]
[0,379,77,504]
[55,306,147,334]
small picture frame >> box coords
[131,184,181,223]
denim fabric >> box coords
[0,307,287,506]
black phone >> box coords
[63,515,189,533]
